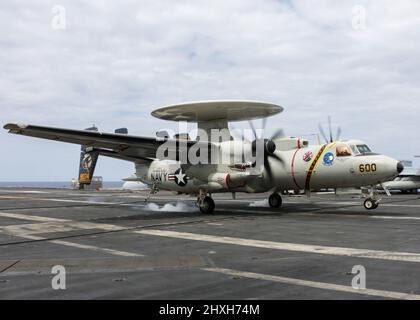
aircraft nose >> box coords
[397,161,404,174]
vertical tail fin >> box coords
[78,126,100,190]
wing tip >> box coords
[3,123,28,130]
[3,123,15,130]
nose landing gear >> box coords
[363,186,380,210]
[364,198,379,210]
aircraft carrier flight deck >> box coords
[1,188,420,300]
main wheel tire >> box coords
[268,193,282,208]
[364,198,378,210]
[199,196,215,214]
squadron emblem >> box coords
[323,152,335,166]
[303,151,313,162]
[81,153,93,170]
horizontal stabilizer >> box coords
[115,128,128,134]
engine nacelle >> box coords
[273,137,308,151]
[207,172,251,189]
[207,173,229,188]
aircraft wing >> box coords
[398,167,420,177]
[3,123,211,162]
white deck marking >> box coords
[285,200,420,208]
[0,211,123,236]
[35,197,159,207]
[38,198,119,205]
[203,268,420,300]
[371,216,420,221]
[381,204,420,207]
[0,190,48,194]
[137,230,420,263]
[50,240,142,257]
[20,235,142,257]
[0,212,139,257]
[0,196,27,199]
[0,212,69,222]
[0,220,122,236]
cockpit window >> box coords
[356,144,372,154]
[336,145,352,157]
[350,145,360,155]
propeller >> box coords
[328,116,333,143]
[247,118,286,185]
[318,116,342,143]
[263,149,285,185]
[271,128,286,140]
[336,126,342,141]
[248,120,259,140]
[318,123,328,144]
[229,125,248,142]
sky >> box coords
[1,0,419,181]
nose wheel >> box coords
[268,193,282,208]
[363,186,380,210]
[364,198,379,210]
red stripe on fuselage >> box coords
[291,148,302,189]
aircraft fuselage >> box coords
[135,140,401,195]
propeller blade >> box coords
[318,124,329,144]
[230,130,242,141]
[229,124,249,142]
[264,153,285,185]
[262,117,267,135]
[271,128,285,140]
[336,126,342,141]
[328,116,333,143]
[248,120,257,140]
[264,156,273,182]
[269,152,285,165]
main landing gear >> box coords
[197,190,215,214]
[144,182,159,202]
[196,191,283,214]
[268,193,282,208]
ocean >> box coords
[0,181,125,189]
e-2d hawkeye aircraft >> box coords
[4,101,403,213]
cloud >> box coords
[1,0,419,180]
